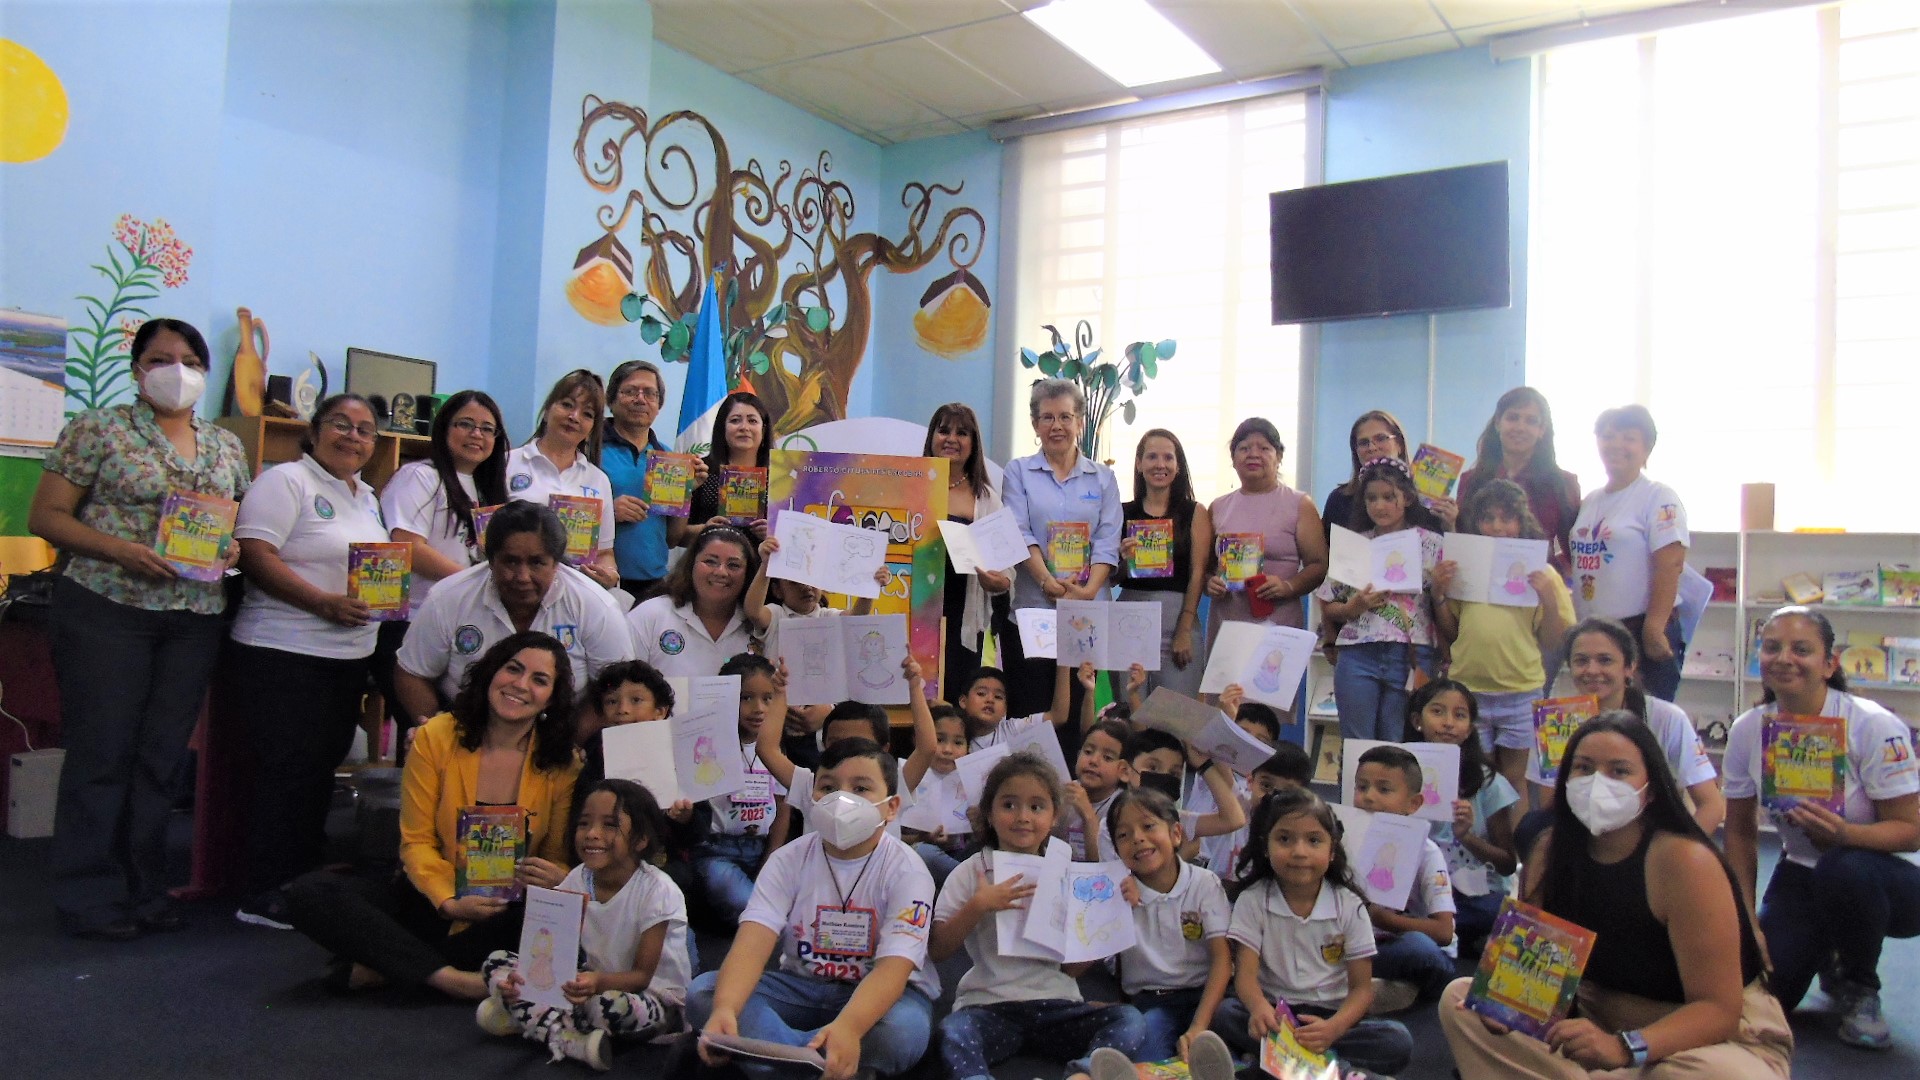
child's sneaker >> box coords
[1369,977,1419,1015]
[1838,988,1893,1050]
[1088,1046,1136,1080]
[552,1029,612,1071]
[1186,1031,1236,1080]
[475,995,518,1037]
[234,890,295,931]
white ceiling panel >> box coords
[845,37,1034,117]
[1157,0,1330,77]
[860,0,1022,34]
[1285,0,1454,49]
[924,18,1125,103]
[747,52,951,132]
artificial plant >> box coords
[1019,320,1176,459]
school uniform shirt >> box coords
[1569,475,1688,620]
[785,761,915,839]
[969,711,1051,753]
[1000,450,1124,612]
[1064,788,1121,862]
[397,561,636,700]
[1723,692,1920,869]
[740,831,940,1000]
[1188,770,1251,879]
[231,455,388,660]
[1377,839,1456,946]
[937,846,1083,1009]
[1120,860,1231,995]
[1431,772,1520,900]
[1227,878,1377,1009]
[600,426,671,581]
[629,594,759,678]
[505,442,615,555]
[711,743,786,836]
[1314,527,1444,646]
[379,459,480,608]
[1527,696,1715,788]
[1445,572,1577,694]
[558,861,693,1006]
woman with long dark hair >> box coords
[629,526,762,677]
[670,391,772,548]
[1116,428,1214,695]
[924,402,1008,698]
[1457,387,1581,576]
[507,370,619,588]
[1441,713,1792,1076]
[1318,409,1450,541]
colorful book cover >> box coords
[1465,897,1597,1040]
[153,489,239,581]
[1046,521,1091,584]
[1839,641,1889,683]
[1823,568,1880,607]
[1133,1061,1192,1079]
[1216,532,1263,591]
[346,542,412,621]
[455,805,528,900]
[1127,518,1175,579]
[547,493,602,567]
[1409,444,1465,508]
[1780,572,1823,605]
[1761,713,1847,815]
[1531,696,1598,778]
[471,503,504,554]
[1889,646,1920,685]
[1259,1000,1335,1079]
[1746,615,1768,679]
[1880,565,1920,607]
[643,451,697,518]
[720,466,768,525]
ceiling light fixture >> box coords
[1023,0,1222,88]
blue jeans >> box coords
[692,833,766,923]
[686,968,933,1079]
[1214,997,1412,1076]
[1451,889,1507,951]
[912,842,963,889]
[1761,849,1920,1008]
[1371,931,1455,1003]
[1333,641,1439,741]
[1128,986,1209,1064]
[937,999,1146,1080]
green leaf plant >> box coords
[1018,320,1176,460]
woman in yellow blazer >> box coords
[285,631,582,999]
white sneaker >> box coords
[1838,988,1893,1050]
[1186,1030,1236,1080]
[474,995,518,1037]
[1369,977,1420,1015]
[1089,1046,1137,1080]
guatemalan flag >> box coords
[674,273,728,455]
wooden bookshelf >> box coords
[216,414,431,491]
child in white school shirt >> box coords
[1350,745,1457,1013]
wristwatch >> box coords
[1619,1029,1650,1067]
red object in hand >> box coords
[1246,574,1276,619]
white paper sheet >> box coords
[776,614,910,705]
[1338,739,1461,824]
[602,676,745,804]
[1014,608,1057,659]
[1327,524,1425,593]
[601,721,679,803]
[516,886,586,1010]
[897,770,971,836]
[992,842,1070,960]
[954,742,1012,805]
[941,507,1028,575]
[1055,599,1163,671]
[1440,533,1550,607]
[766,511,886,598]
[1349,811,1428,910]
[1198,621,1316,710]
[1005,715,1073,788]
[1020,858,1138,963]
[1132,687,1276,777]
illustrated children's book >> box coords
[1134,688,1278,777]
[1127,518,1176,579]
[1346,809,1428,910]
[1531,696,1599,779]
[765,510,887,599]
[1410,444,1465,510]
[1326,525,1425,593]
[940,507,1028,575]
[547,494,602,567]
[1889,638,1920,686]
[455,805,528,900]
[1464,897,1597,1040]
[154,490,239,581]
[1259,1000,1338,1080]
[1824,568,1880,607]
[1780,572,1824,605]
[1880,565,1920,607]
[515,885,586,1011]
[1839,631,1889,683]
[601,675,746,804]
[1440,533,1551,607]
[720,466,768,525]
[1055,599,1163,671]
[642,451,698,517]
[1046,520,1092,584]
[346,542,412,621]
[470,503,504,554]
[1761,713,1847,815]
[1216,531,1263,591]
[777,614,912,706]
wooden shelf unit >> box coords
[216,414,432,492]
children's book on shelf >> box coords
[720,466,768,524]
[1745,615,1768,679]
[1887,639,1920,685]
[642,451,697,517]
[1881,565,1920,607]
[1824,568,1880,607]
[546,493,602,567]
[1046,521,1091,584]
[1464,897,1597,1040]
[470,503,503,554]
[1704,567,1738,602]
[1840,631,1889,682]
[1309,721,1343,786]
[1761,713,1847,815]
[1126,518,1176,578]
[154,490,239,581]
[1216,531,1263,591]
[1682,649,1735,678]
[1532,696,1598,778]
[455,805,528,900]
[1409,443,1464,510]
[1259,1000,1337,1079]
[1781,572,1823,605]
[346,542,412,621]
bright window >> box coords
[1528,0,1920,531]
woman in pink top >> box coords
[1205,418,1329,646]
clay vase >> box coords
[229,307,270,417]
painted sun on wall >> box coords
[564,98,989,435]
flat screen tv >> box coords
[1269,161,1510,324]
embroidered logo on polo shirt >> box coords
[1180,910,1204,941]
[1321,933,1346,965]
[553,624,578,651]
[510,472,532,492]
[454,625,484,655]
[313,495,335,519]
[659,629,685,655]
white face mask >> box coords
[142,363,206,412]
[1566,773,1647,836]
[810,790,886,850]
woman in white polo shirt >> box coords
[504,369,619,589]
[629,526,761,677]
[228,394,390,930]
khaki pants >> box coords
[1438,976,1794,1079]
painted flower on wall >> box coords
[66,214,194,414]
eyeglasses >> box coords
[450,418,499,438]
[617,387,662,403]
[323,417,378,441]
[1354,433,1398,451]
[1036,412,1079,428]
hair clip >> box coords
[1361,456,1413,478]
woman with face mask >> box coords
[1440,714,1794,1077]
[29,318,253,941]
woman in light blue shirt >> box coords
[996,378,1124,717]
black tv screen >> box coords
[1269,161,1511,324]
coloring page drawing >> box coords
[941,508,1028,574]
[767,511,886,598]
[1199,622,1316,710]
[1339,740,1460,825]
[776,615,910,705]
[1054,600,1161,671]
[1014,608,1057,659]
[515,886,585,1011]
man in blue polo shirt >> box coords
[601,360,706,598]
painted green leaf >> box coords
[1038,352,1060,377]
[1102,365,1119,389]
[765,304,787,327]
[1123,399,1137,424]
[1136,341,1158,365]
[1020,347,1039,368]
[1143,355,1158,378]
[620,294,647,322]
[749,350,770,374]
[1157,339,1177,359]
[666,321,692,353]
[805,306,831,333]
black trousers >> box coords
[224,640,369,893]
[284,869,523,985]
[48,577,224,926]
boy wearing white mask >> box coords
[687,734,940,1080]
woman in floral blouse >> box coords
[29,318,251,941]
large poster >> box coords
[768,449,949,699]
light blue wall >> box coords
[486,0,559,434]
[1310,47,1534,499]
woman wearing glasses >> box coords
[1319,410,1452,542]
[600,361,704,598]
[226,394,392,930]
[505,370,619,589]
